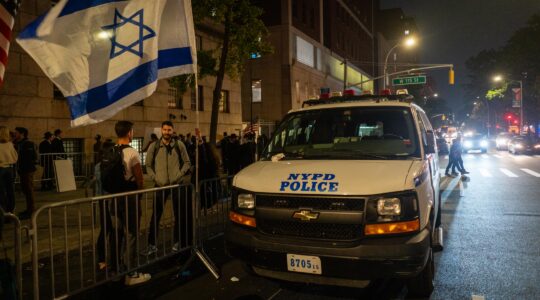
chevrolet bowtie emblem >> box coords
[292,210,320,221]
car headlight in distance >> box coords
[480,140,488,147]
[377,198,401,216]
[515,144,523,149]
[535,144,540,149]
[238,193,255,209]
[464,141,473,148]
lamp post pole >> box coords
[383,44,400,90]
[519,80,523,134]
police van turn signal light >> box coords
[230,211,257,228]
[364,219,420,235]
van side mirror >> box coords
[425,130,436,154]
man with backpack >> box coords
[142,121,191,256]
[100,121,150,286]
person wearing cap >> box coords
[39,132,55,191]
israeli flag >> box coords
[17,0,196,127]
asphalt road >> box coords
[154,149,540,300]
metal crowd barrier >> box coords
[1,213,23,300]
[14,152,96,186]
[30,183,195,300]
[197,176,234,242]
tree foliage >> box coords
[169,0,272,145]
[465,12,540,125]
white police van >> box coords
[226,93,442,296]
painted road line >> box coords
[481,154,489,158]
[521,168,540,177]
[267,289,282,300]
[441,176,460,203]
[500,168,518,177]
[472,295,485,300]
[494,154,502,158]
[479,169,492,177]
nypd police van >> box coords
[225,93,442,296]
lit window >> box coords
[252,80,262,103]
[219,90,230,113]
[168,87,182,109]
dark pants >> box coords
[148,186,193,249]
[108,194,141,272]
[96,200,113,263]
[19,172,35,212]
[0,167,15,212]
[41,159,54,190]
[446,157,465,174]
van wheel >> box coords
[406,249,434,297]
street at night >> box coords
[1,0,540,299]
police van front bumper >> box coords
[225,224,430,285]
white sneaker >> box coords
[172,242,179,252]
[140,244,158,256]
[125,272,151,286]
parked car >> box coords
[462,133,488,153]
[495,132,512,150]
[508,136,540,155]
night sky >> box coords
[380,0,540,107]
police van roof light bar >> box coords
[302,94,415,108]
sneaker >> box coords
[445,172,451,177]
[451,172,459,176]
[172,242,179,252]
[462,171,470,174]
[140,244,158,256]
[125,272,151,286]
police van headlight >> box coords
[365,192,419,235]
[377,198,401,216]
[238,193,255,209]
[480,140,488,147]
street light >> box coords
[492,74,524,134]
[383,37,416,89]
[433,93,438,98]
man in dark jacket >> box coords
[51,129,66,155]
[39,132,54,191]
[14,127,38,219]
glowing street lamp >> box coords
[383,37,417,89]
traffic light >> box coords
[505,113,514,120]
[449,69,455,85]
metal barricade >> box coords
[197,176,234,241]
[14,152,96,185]
[30,183,194,300]
[1,213,23,300]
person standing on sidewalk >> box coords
[39,132,54,191]
[142,121,191,255]
[103,121,151,285]
[13,127,38,219]
[0,126,18,213]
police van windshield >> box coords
[262,107,421,160]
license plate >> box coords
[286,254,322,275]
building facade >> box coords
[241,0,378,135]
[0,0,243,155]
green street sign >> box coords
[392,76,427,86]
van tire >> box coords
[406,248,434,297]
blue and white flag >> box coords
[17,0,197,127]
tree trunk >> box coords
[209,10,232,146]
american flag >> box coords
[0,0,20,84]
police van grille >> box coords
[258,219,361,240]
[256,195,365,211]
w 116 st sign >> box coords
[392,76,427,86]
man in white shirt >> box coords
[109,121,150,286]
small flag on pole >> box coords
[0,0,21,85]
[17,0,197,127]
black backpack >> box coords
[100,145,133,193]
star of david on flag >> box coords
[16,0,197,127]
